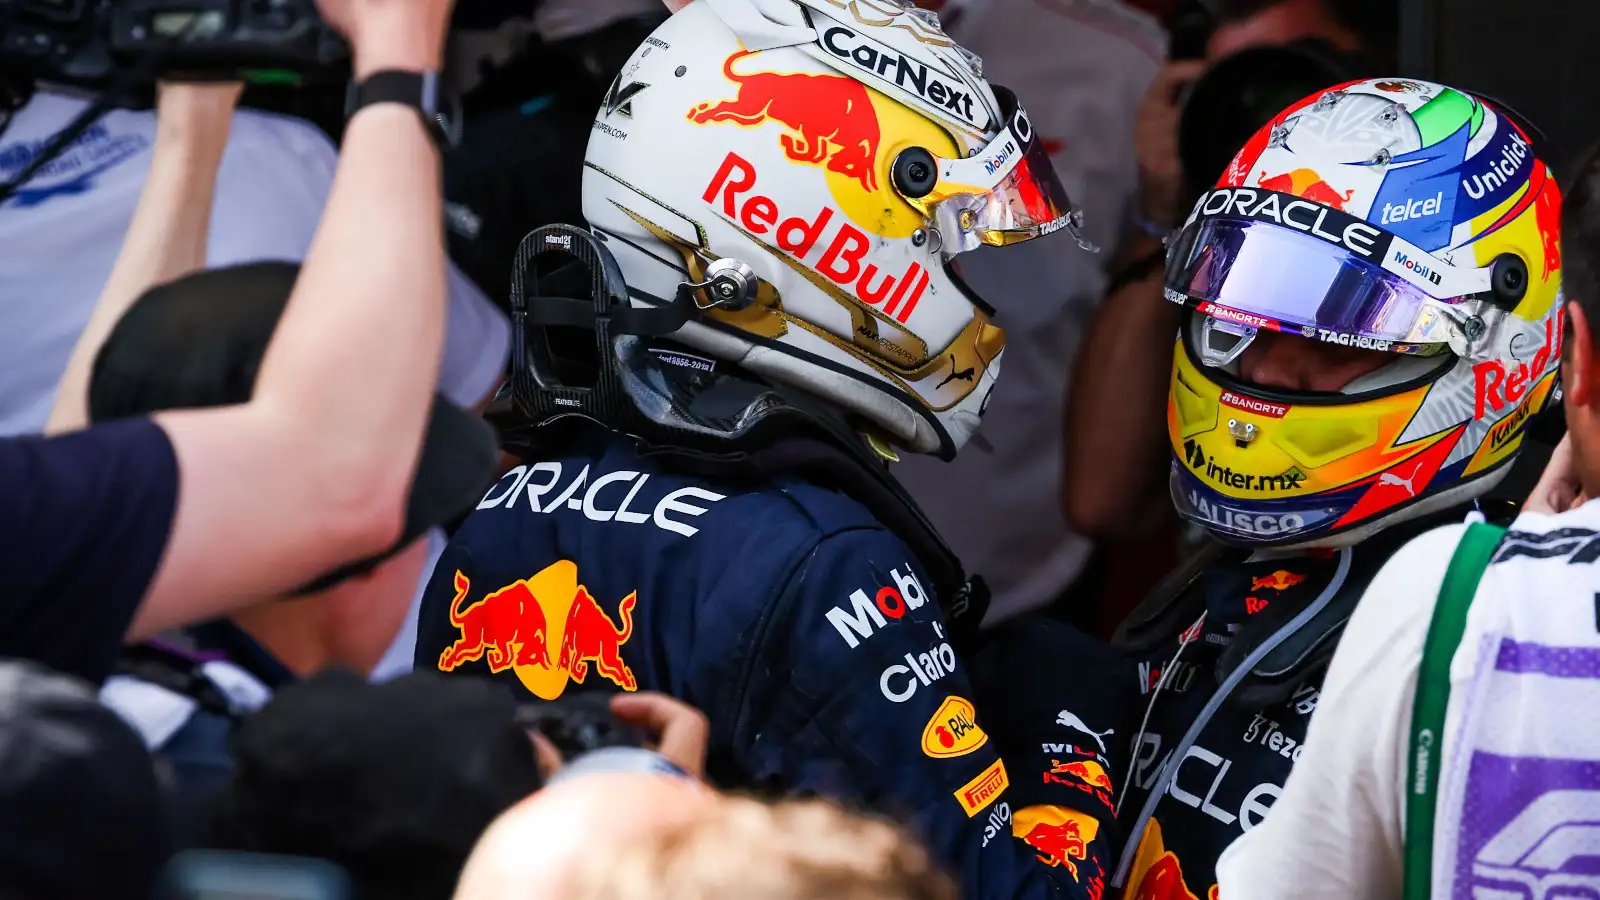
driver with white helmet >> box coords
[415,0,1127,896]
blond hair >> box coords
[569,796,958,900]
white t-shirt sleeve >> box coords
[1215,522,1467,900]
[209,110,509,409]
[440,261,510,409]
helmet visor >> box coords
[902,86,1093,257]
[1164,217,1491,351]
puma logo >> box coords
[1055,709,1114,757]
[936,355,976,389]
[1378,459,1427,497]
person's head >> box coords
[1558,144,1600,494]
[208,670,543,900]
[1163,79,1562,548]
[566,0,1085,460]
[0,660,171,900]
[568,796,957,900]
[1204,0,1387,61]
[452,771,718,900]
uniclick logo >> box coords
[1464,132,1530,202]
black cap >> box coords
[0,660,172,900]
[208,669,540,898]
[88,262,500,589]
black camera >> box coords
[516,692,647,761]
[0,0,347,94]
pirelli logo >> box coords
[955,759,1009,817]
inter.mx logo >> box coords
[827,565,930,648]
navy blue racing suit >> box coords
[415,430,1118,899]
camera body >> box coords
[0,0,346,94]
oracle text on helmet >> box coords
[1193,188,1387,260]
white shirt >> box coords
[1215,521,1474,899]
[0,89,510,437]
[890,0,1163,622]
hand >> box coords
[610,692,710,780]
[314,0,456,77]
[1133,60,1207,228]
[1525,434,1588,514]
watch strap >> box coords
[345,70,453,149]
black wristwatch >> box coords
[345,70,462,152]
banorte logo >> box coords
[438,562,638,700]
[688,49,952,242]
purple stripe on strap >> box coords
[1495,639,1600,678]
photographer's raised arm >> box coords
[130,0,458,636]
[44,83,240,436]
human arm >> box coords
[1214,524,1466,900]
[129,0,458,636]
[44,83,241,436]
[726,528,1118,899]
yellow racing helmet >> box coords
[1164,79,1563,547]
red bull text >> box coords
[703,151,930,323]
[1474,311,1562,420]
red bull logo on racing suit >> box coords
[438,562,638,700]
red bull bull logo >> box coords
[1012,805,1100,884]
[1250,570,1305,592]
[1047,759,1114,793]
[438,563,639,700]
[1257,168,1356,211]
[689,50,882,193]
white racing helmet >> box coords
[580,0,1088,458]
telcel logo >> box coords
[1381,191,1444,225]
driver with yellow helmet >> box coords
[1104,78,1563,900]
